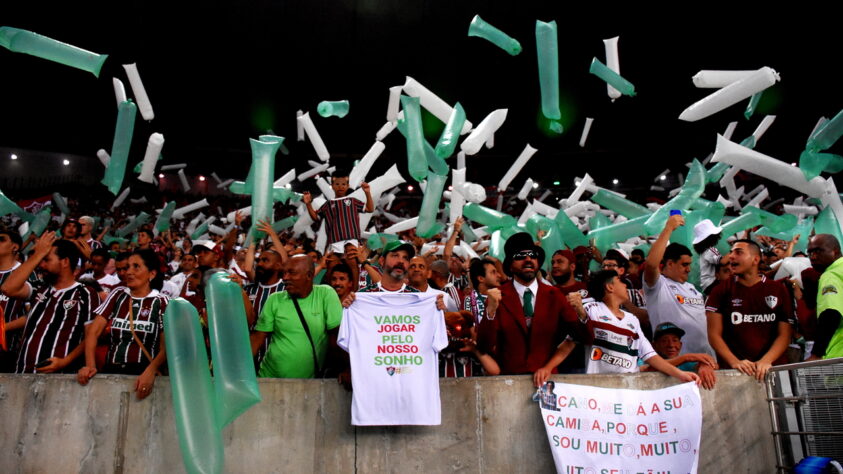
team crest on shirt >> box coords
[822,285,838,296]
[765,296,778,308]
[344,200,351,207]
[578,289,588,298]
[63,300,77,310]
[140,308,151,317]
[386,366,396,376]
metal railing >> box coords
[766,357,843,472]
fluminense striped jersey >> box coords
[95,288,168,366]
[0,263,30,352]
[246,279,285,367]
[16,282,100,373]
[318,196,365,244]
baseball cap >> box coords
[653,322,686,340]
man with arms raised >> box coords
[706,239,794,381]
[644,215,715,357]
[0,228,28,371]
[2,232,100,373]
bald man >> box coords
[808,234,843,360]
[408,257,459,312]
[250,255,343,378]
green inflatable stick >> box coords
[103,235,129,247]
[206,273,262,428]
[461,225,478,243]
[792,217,814,254]
[272,187,303,204]
[553,210,588,249]
[525,214,556,239]
[814,206,843,247]
[535,20,561,120]
[400,95,430,182]
[589,212,612,232]
[164,299,224,474]
[0,186,27,218]
[0,26,108,77]
[397,114,448,176]
[719,213,762,240]
[705,162,730,184]
[742,206,797,233]
[229,181,248,195]
[744,92,762,120]
[155,201,176,233]
[548,121,563,134]
[24,206,52,239]
[115,212,150,237]
[463,203,517,230]
[644,160,706,235]
[587,215,649,254]
[102,101,137,195]
[417,173,448,238]
[52,192,70,216]
[590,189,650,219]
[807,109,843,152]
[271,215,298,233]
[739,135,756,149]
[467,15,522,56]
[539,224,565,272]
[249,137,282,241]
[317,100,349,118]
[799,149,843,181]
[589,58,636,97]
[367,233,399,251]
[190,218,214,240]
[435,102,466,159]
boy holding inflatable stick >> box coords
[534,269,700,387]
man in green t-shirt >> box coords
[250,255,343,377]
[808,234,843,360]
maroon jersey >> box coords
[318,196,364,244]
[16,282,100,373]
[95,288,168,365]
[0,263,30,353]
[245,280,284,367]
[705,275,794,365]
[556,280,589,298]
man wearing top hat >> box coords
[476,233,588,375]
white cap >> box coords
[692,219,723,245]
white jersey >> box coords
[699,247,721,291]
[338,292,447,426]
[643,274,715,357]
[584,301,655,374]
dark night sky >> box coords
[1,1,840,198]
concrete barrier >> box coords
[0,371,774,473]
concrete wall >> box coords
[0,371,774,473]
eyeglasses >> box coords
[602,263,618,269]
[513,250,538,261]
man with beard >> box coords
[358,241,419,294]
[245,249,285,369]
[477,233,586,375]
[807,234,843,360]
[706,239,794,381]
[1,232,99,373]
[250,255,342,378]
[550,250,587,297]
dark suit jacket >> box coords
[477,280,588,375]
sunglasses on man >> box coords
[513,250,539,261]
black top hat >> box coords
[503,232,545,276]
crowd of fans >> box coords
[1,170,841,401]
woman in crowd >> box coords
[76,249,168,400]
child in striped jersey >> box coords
[533,270,700,388]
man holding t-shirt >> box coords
[706,239,793,381]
